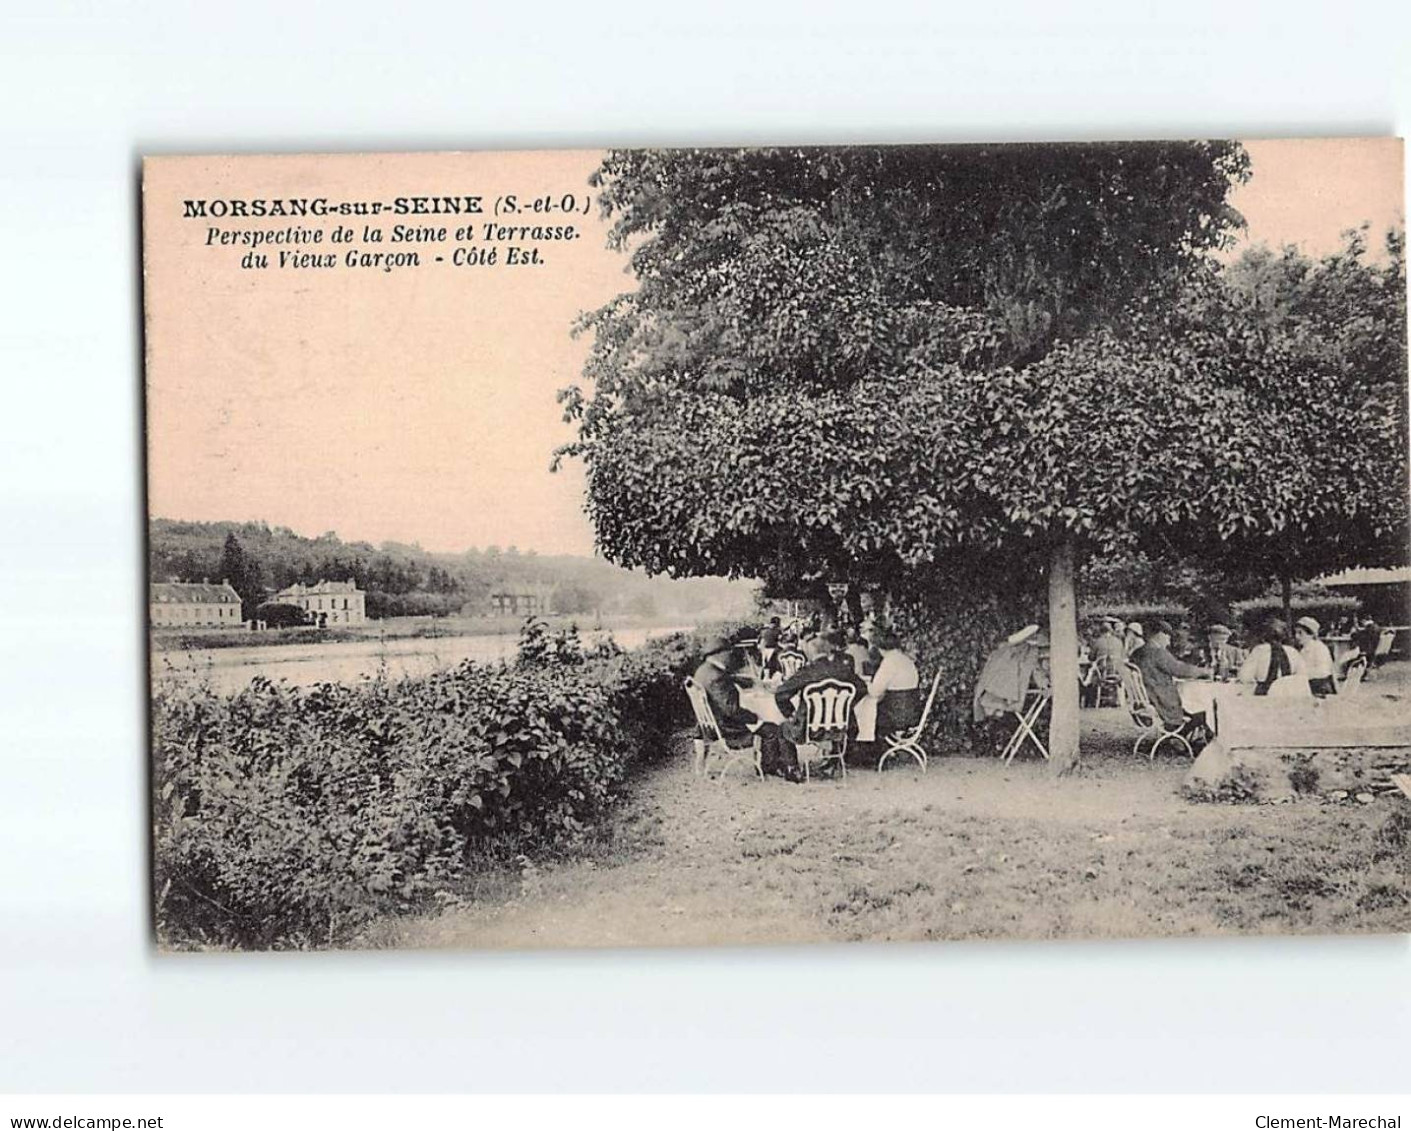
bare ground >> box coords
[363,705,1411,952]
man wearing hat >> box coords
[1293,616,1337,696]
[692,636,796,778]
[1091,618,1126,669]
[1198,623,1244,680]
[1132,620,1213,731]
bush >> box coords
[152,617,754,949]
[255,602,310,628]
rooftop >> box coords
[150,581,240,604]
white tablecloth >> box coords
[1176,679,1244,720]
[738,684,785,725]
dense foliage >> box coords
[152,621,744,948]
[560,144,1408,766]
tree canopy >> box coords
[560,143,1407,767]
[562,143,1253,592]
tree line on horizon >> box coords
[148,518,755,623]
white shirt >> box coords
[1237,643,1305,685]
[1298,637,1335,680]
[869,648,920,697]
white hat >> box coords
[1006,624,1040,645]
[1127,622,1144,636]
[1295,616,1321,636]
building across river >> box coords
[273,579,367,625]
[149,580,244,628]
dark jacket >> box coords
[691,659,757,735]
[1132,641,1206,728]
[774,654,868,730]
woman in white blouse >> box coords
[1236,619,1306,698]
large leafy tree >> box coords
[559,143,1396,769]
[1177,229,1409,618]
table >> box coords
[1176,679,1276,736]
[1326,636,1357,664]
[738,683,785,725]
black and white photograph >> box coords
[142,139,1410,952]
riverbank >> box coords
[149,612,683,653]
[152,621,696,695]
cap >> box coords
[1295,616,1321,636]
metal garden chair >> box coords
[1125,663,1194,761]
[877,669,943,773]
[682,677,763,782]
[777,649,807,678]
[797,677,858,782]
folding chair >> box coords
[877,669,943,773]
[798,678,858,782]
[777,649,807,678]
[1339,654,1368,694]
[682,677,763,782]
[1125,664,1194,760]
[999,689,1050,764]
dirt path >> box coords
[368,707,1410,951]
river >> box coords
[151,625,695,695]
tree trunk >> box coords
[1280,573,1293,628]
[1047,538,1081,774]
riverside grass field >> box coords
[150,619,1411,951]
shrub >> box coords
[152,617,754,949]
[255,602,310,628]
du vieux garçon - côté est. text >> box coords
[181,194,586,271]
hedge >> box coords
[152,620,744,949]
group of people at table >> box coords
[690,619,923,781]
[1083,613,1369,740]
[691,609,1379,778]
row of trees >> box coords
[152,519,751,623]
[558,143,1409,770]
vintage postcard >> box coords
[143,140,1410,951]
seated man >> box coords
[1198,623,1244,680]
[774,629,868,775]
[692,636,796,779]
[1090,617,1127,678]
[1132,620,1213,733]
[868,628,923,739]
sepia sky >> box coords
[144,139,1404,557]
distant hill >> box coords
[148,518,757,622]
